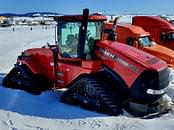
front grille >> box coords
[157,67,169,89]
[129,68,169,102]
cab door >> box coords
[56,21,82,88]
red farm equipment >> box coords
[2,9,170,116]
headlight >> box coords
[146,87,167,95]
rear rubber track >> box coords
[60,76,123,116]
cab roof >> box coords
[117,23,150,36]
[54,14,107,22]
[133,16,174,31]
[104,22,150,37]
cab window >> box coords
[57,21,103,58]
[161,32,174,42]
[58,22,80,58]
[138,36,152,47]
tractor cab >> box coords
[51,10,107,88]
[55,12,107,60]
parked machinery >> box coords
[3,9,170,116]
[133,16,174,50]
[103,22,174,68]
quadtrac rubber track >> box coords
[2,64,50,95]
[60,76,123,116]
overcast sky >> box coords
[0,0,173,15]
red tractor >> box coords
[2,9,170,116]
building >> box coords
[0,16,11,27]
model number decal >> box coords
[99,48,140,73]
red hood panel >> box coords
[95,40,167,87]
[97,40,167,70]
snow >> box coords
[106,15,133,23]
[0,26,55,73]
[0,26,174,130]
[167,68,174,101]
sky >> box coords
[0,0,173,15]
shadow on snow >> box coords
[0,74,106,119]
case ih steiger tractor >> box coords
[2,9,171,116]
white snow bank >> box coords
[0,109,146,130]
[0,74,105,119]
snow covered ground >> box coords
[0,26,174,130]
[0,25,55,73]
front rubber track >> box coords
[2,64,51,95]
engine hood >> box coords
[96,40,167,71]
[143,44,174,68]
